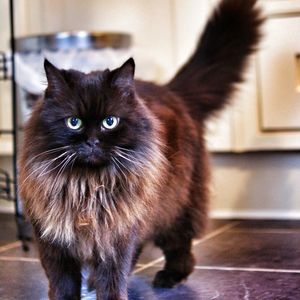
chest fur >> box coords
[22,170,154,260]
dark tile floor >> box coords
[1,214,300,299]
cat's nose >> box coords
[86,137,100,147]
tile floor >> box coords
[1,213,300,299]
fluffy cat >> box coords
[19,0,262,299]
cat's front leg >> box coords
[36,237,81,300]
[94,237,136,300]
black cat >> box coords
[19,1,262,299]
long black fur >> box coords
[19,1,263,299]
[168,0,263,119]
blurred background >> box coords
[1,0,300,222]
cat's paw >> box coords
[87,274,95,292]
[152,270,186,288]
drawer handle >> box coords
[296,53,300,93]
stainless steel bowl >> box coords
[15,31,131,52]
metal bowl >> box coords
[15,31,131,53]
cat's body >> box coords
[19,1,262,299]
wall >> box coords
[3,151,300,218]
[211,153,300,219]
[1,0,300,219]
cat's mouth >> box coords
[76,151,110,168]
[85,154,104,165]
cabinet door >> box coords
[0,0,13,155]
[232,11,300,151]
[258,15,300,131]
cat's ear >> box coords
[44,59,66,91]
[111,58,135,90]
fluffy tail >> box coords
[167,0,263,119]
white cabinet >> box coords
[0,0,13,155]
[176,0,300,152]
[258,16,300,131]
[2,0,300,154]
[231,0,300,151]
[0,81,13,155]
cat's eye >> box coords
[66,117,83,130]
[102,116,120,130]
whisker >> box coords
[19,151,70,190]
[114,151,136,164]
[39,151,71,177]
[25,146,70,167]
[113,156,139,177]
[115,146,136,154]
[35,154,72,198]
[48,153,76,198]
[111,157,127,179]
[114,150,143,172]
[69,155,77,173]
[114,148,144,164]
[54,153,76,180]
[109,161,128,193]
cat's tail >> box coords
[167,0,263,120]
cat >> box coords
[19,0,262,299]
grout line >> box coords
[0,256,40,263]
[144,263,300,275]
[133,257,165,274]
[0,241,22,253]
[133,221,240,274]
[192,221,240,247]
[193,265,300,274]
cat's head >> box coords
[24,58,154,173]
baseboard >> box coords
[2,206,300,219]
[210,209,300,220]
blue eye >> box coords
[102,116,120,130]
[66,117,82,130]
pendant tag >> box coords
[77,213,91,227]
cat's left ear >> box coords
[44,59,67,92]
[111,58,135,90]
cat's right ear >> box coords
[110,58,135,91]
[44,59,66,92]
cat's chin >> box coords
[77,156,110,169]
